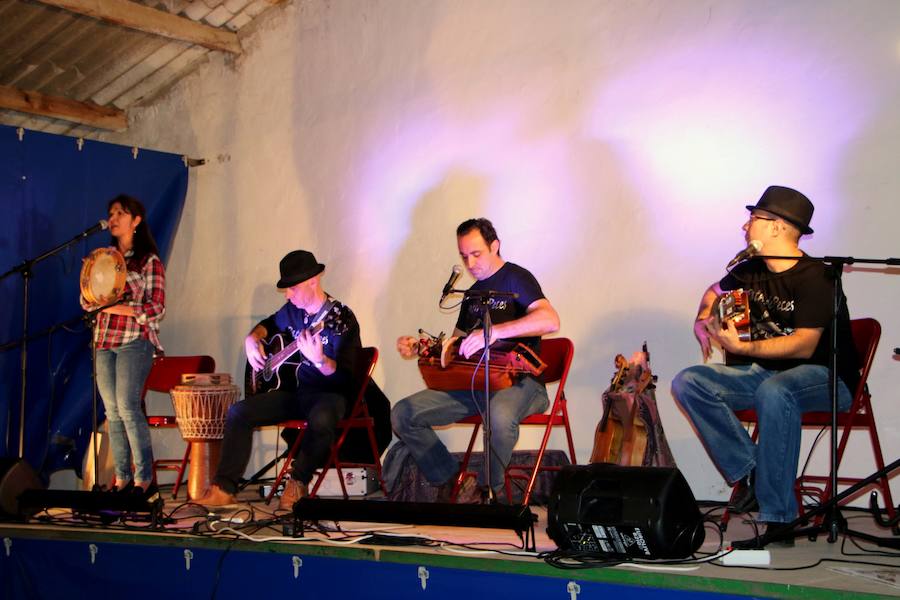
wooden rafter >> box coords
[0,85,127,131]
[35,0,242,54]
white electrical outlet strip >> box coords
[719,549,771,566]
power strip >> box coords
[719,549,771,566]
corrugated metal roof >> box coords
[0,0,280,137]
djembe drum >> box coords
[170,374,239,499]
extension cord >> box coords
[207,514,245,524]
[719,549,771,566]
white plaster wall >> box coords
[101,0,900,503]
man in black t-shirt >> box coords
[197,250,361,509]
[392,218,560,501]
[672,186,856,542]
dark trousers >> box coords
[213,389,347,493]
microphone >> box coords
[727,240,762,269]
[81,220,109,238]
[440,265,463,301]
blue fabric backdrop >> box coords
[0,124,188,480]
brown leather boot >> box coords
[279,479,309,511]
[194,484,238,507]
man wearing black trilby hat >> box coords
[197,250,361,509]
[672,186,857,545]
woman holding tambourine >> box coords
[80,194,165,499]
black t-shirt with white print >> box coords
[720,255,858,391]
[454,262,546,354]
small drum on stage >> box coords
[170,373,240,499]
[171,374,239,442]
[80,247,127,305]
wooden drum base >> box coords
[186,439,222,500]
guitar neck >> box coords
[269,338,302,369]
[265,320,326,371]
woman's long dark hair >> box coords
[107,194,160,262]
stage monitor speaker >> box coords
[0,458,44,518]
[546,464,704,559]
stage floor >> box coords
[1,485,899,599]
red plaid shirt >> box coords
[82,250,166,351]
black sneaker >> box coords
[761,521,796,548]
[134,482,160,502]
[113,481,135,494]
[728,470,759,514]
[732,521,796,549]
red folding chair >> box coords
[266,346,386,501]
[452,337,576,505]
[142,355,216,499]
[723,318,894,528]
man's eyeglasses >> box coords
[748,215,776,224]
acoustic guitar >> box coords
[244,301,346,395]
[712,288,751,341]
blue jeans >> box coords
[671,362,851,523]
[95,338,156,483]
[391,377,549,490]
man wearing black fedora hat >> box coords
[672,186,858,545]
[197,249,362,508]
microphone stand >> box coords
[83,301,120,491]
[0,224,108,457]
[451,288,518,504]
[0,301,122,489]
[739,457,900,550]
[731,252,900,548]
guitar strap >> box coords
[306,295,337,331]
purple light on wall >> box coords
[586,37,871,259]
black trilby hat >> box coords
[746,185,814,235]
[276,250,325,288]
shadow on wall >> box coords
[373,170,487,401]
[834,87,900,501]
[286,1,444,230]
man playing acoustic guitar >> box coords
[392,218,560,502]
[672,186,858,545]
[197,250,361,509]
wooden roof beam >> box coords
[35,0,242,54]
[0,84,127,131]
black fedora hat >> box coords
[746,185,814,235]
[276,250,325,288]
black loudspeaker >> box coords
[546,464,704,559]
[0,458,44,518]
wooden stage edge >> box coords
[1,499,899,599]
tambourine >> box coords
[80,247,126,305]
